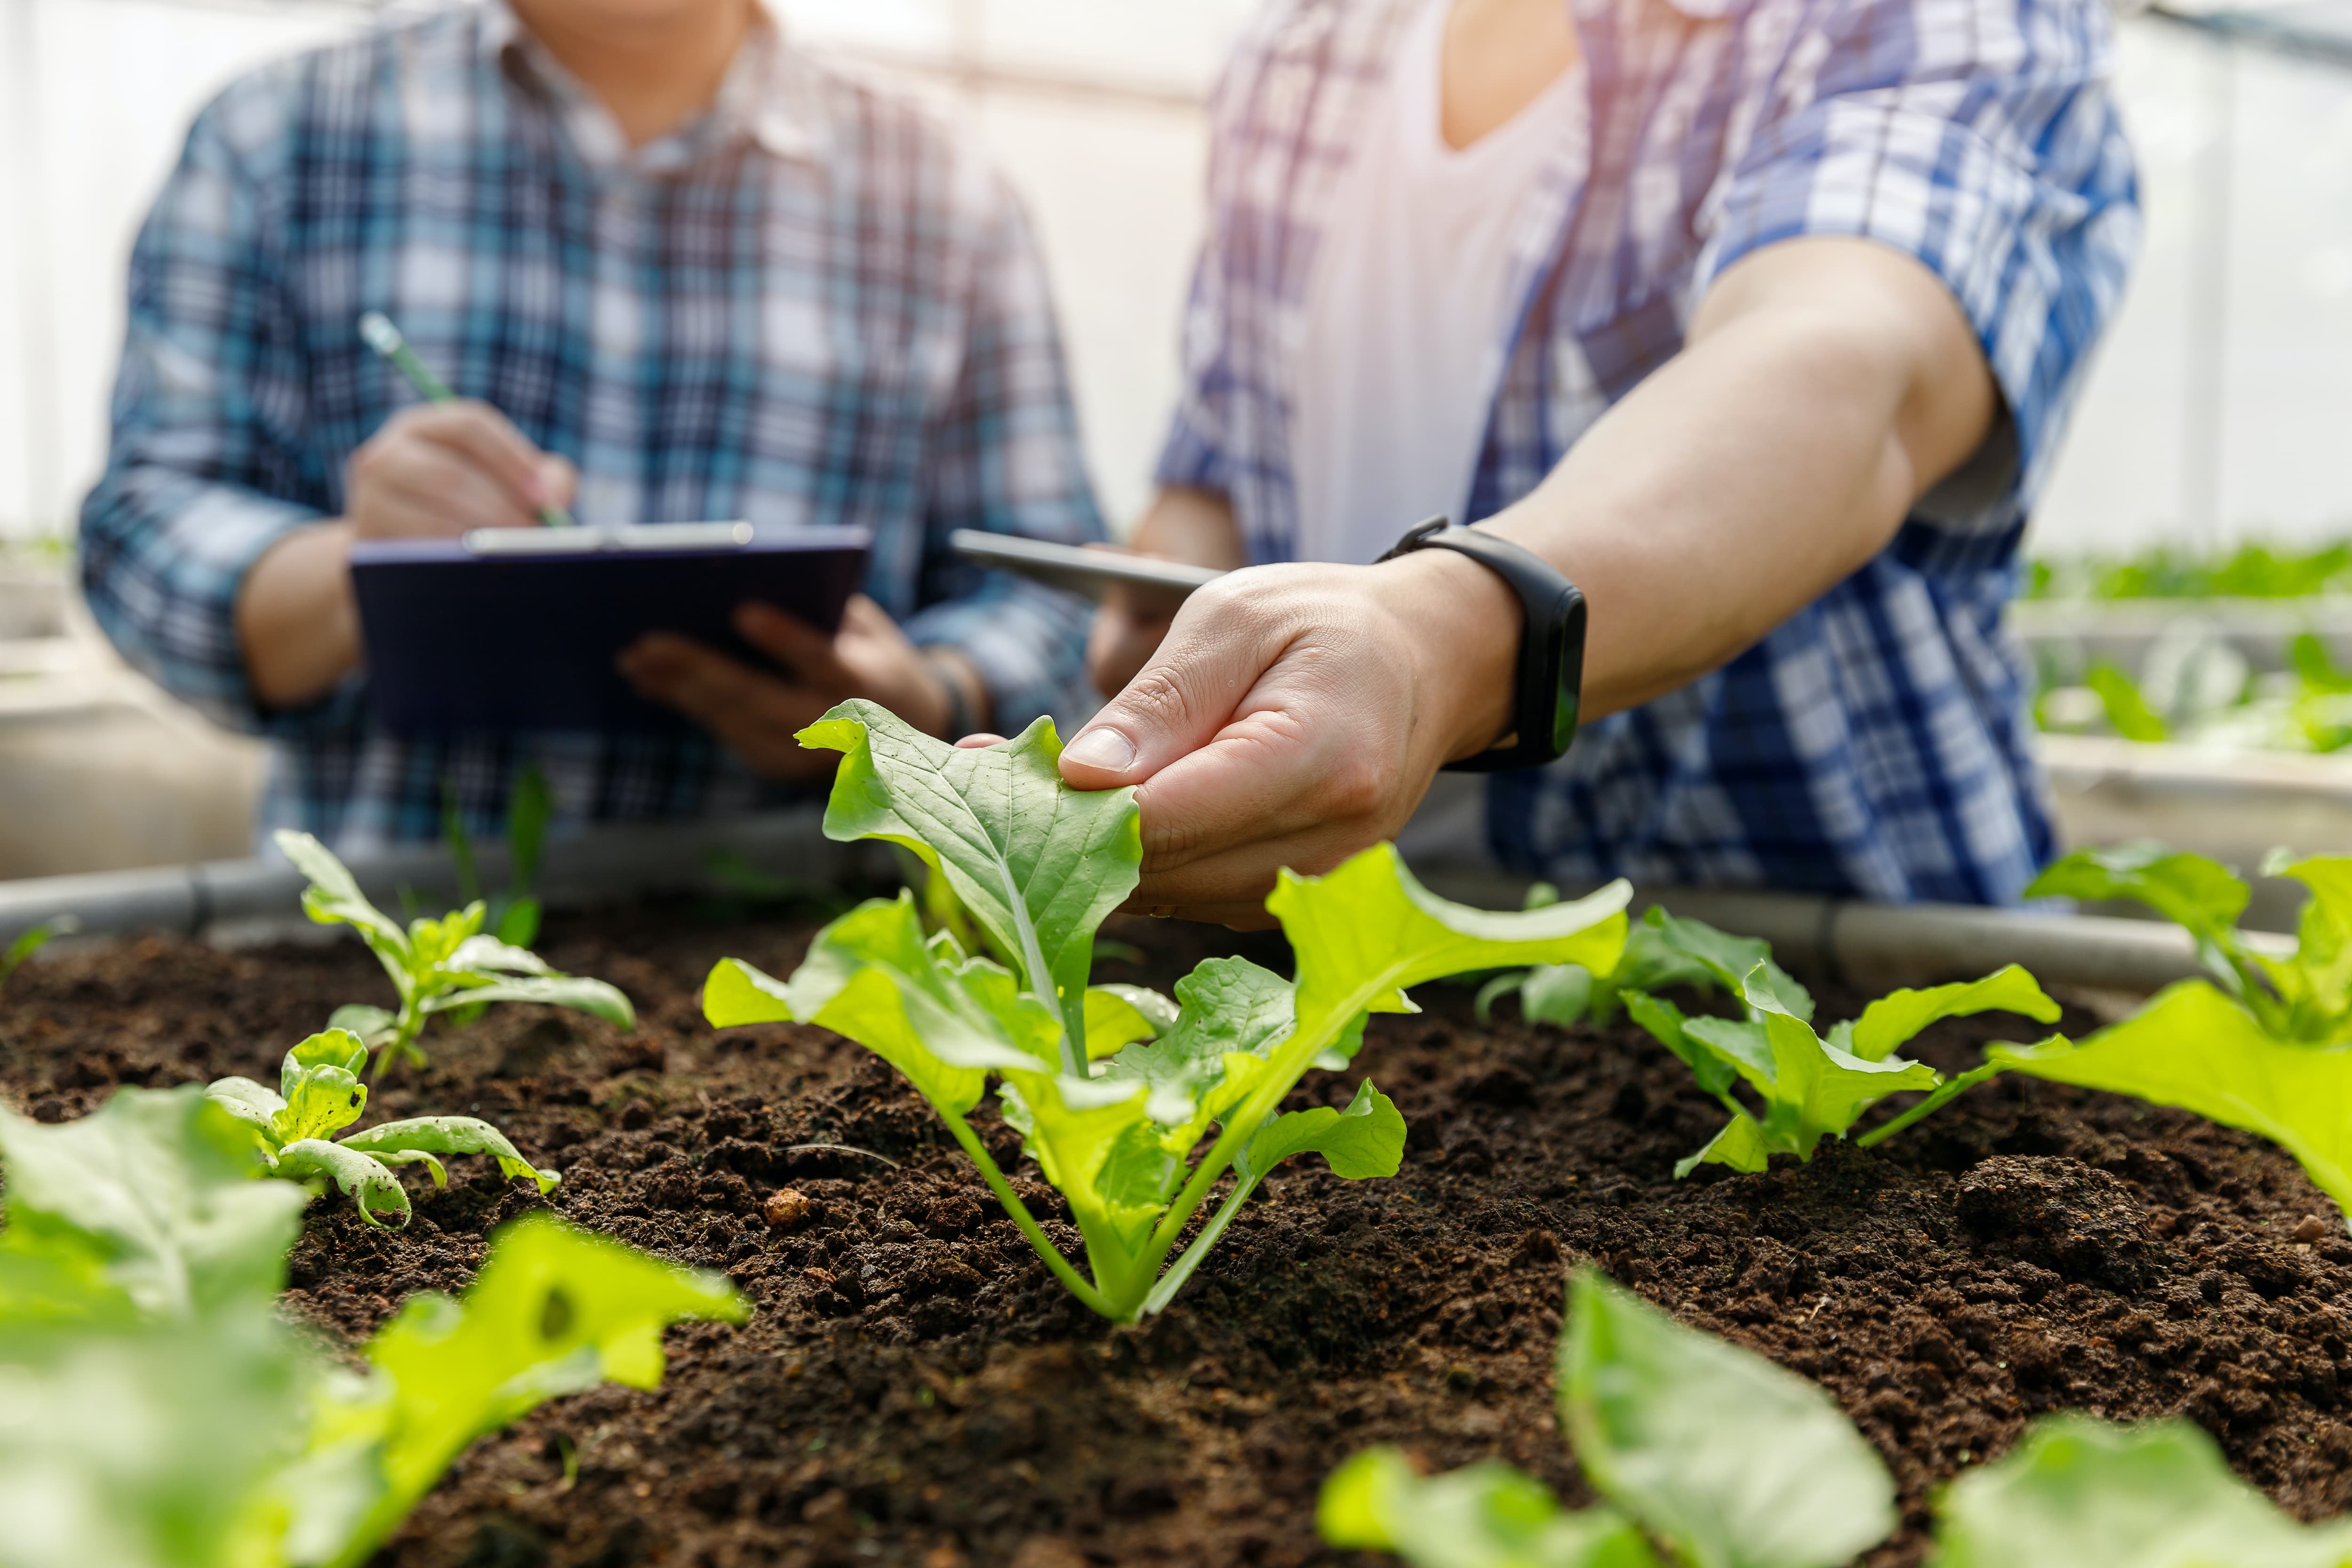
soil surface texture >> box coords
[5,902,2352,1568]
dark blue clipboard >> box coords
[349,522,871,735]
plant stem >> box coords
[1855,1064,2004,1147]
[943,1114,1114,1318]
[1141,1167,1262,1317]
[371,1001,427,1086]
[1129,979,1382,1296]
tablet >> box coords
[949,529,1228,600]
[350,522,870,734]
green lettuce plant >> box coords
[703,700,1630,1321]
[1476,904,2068,1174]
[0,1085,742,1568]
[1602,911,2062,1175]
[203,1029,556,1228]
[1869,842,2352,1223]
[276,829,633,1081]
[1323,1268,2352,1568]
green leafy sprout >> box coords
[1489,904,2063,1177]
[202,1028,557,1228]
[442,761,552,952]
[0,915,79,995]
[1322,1268,2352,1568]
[702,700,1631,1322]
[276,829,633,1082]
[0,1085,744,1568]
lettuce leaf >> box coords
[795,700,1143,1071]
[1991,982,2352,1220]
[1560,1271,1894,1568]
[317,1212,744,1567]
[0,1088,308,1320]
[1319,1448,1661,1568]
[1933,1416,2352,1568]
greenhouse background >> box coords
[4,0,2352,550]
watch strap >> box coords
[1377,516,1586,773]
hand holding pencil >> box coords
[350,312,579,537]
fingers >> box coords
[410,402,558,510]
[1059,572,1297,790]
[955,733,1008,749]
[352,442,527,536]
[346,401,566,539]
[739,596,958,738]
[617,634,835,779]
[735,599,855,688]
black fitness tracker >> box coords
[1376,515,1587,773]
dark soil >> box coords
[5,903,2352,1568]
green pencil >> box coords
[358,310,577,528]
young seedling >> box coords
[442,762,553,949]
[0,914,77,996]
[704,700,1630,1321]
[1891,843,2352,1226]
[1322,1268,2352,1568]
[203,1028,557,1228]
[276,829,633,1080]
[0,1085,742,1568]
[1605,911,2062,1175]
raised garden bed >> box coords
[7,898,2350,1568]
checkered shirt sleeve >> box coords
[1694,0,2142,547]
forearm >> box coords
[1479,240,1996,720]
[236,520,362,710]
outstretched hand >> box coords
[1049,552,1519,925]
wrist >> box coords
[918,648,988,739]
[1378,547,1519,764]
[239,519,363,708]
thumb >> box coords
[1059,586,1283,790]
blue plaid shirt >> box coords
[80,4,1102,853]
[1161,0,2139,905]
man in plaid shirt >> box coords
[1065,0,2139,920]
[80,0,1102,852]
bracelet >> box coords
[1376,516,1587,773]
[922,652,978,740]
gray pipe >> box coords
[1,822,2281,997]
[0,808,874,947]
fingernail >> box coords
[1063,728,1136,773]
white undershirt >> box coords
[1290,0,1587,565]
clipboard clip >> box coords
[461,521,755,556]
